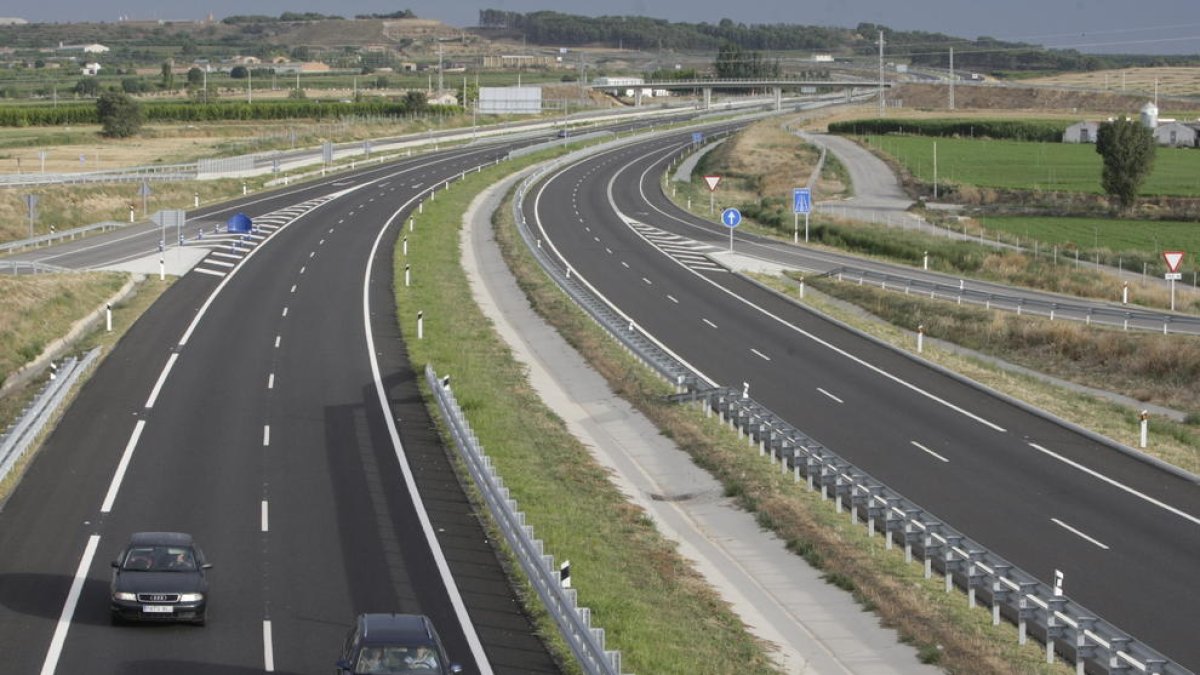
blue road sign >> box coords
[692,132,703,144]
[793,188,812,214]
[721,207,742,228]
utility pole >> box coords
[437,43,444,95]
[878,30,885,115]
[949,47,955,110]
[247,67,252,104]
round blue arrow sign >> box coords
[721,207,742,228]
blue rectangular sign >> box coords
[793,188,811,214]
[692,132,703,145]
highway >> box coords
[0,144,560,673]
[523,129,1200,670]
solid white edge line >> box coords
[364,196,493,674]
[910,440,950,463]
[816,387,844,404]
[261,501,270,533]
[144,353,178,409]
[1051,518,1109,550]
[1028,443,1200,526]
[263,620,275,672]
[39,534,100,675]
[101,420,145,513]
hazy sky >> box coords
[10,0,1200,54]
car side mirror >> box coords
[449,665,463,674]
[111,560,120,568]
[202,563,213,570]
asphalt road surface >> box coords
[525,129,1200,670]
[0,145,560,674]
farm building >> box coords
[1063,121,1101,143]
[1153,121,1200,148]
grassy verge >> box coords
[772,274,1200,473]
[393,150,777,673]
[0,273,172,503]
[489,159,1070,673]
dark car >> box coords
[336,613,462,674]
[110,532,211,625]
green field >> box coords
[866,135,1200,196]
[979,216,1200,264]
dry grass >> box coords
[0,272,129,379]
[1022,67,1200,100]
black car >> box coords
[336,613,462,674]
[110,532,211,625]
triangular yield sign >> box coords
[1163,251,1185,273]
[703,175,721,191]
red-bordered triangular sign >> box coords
[703,175,721,192]
[1163,251,1185,273]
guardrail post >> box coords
[966,550,983,607]
[1018,582,1040,645]
[866,486,883,537]
[1074,617,1096,675]
[943,535,963,592]
[848,474,866,524]
[806,453,820,491]
[922,523,942,579]
[792,447,802,482]
[883,497,901,550]
[1107,636,1132,672]
[902,510,922,563]
[1143,659,1166,675]
[990,564,1012,626]
[1045,597,1067,664]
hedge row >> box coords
[0,100,462,127]
[828,118,1069,142]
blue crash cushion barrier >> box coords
[227,212,252,233]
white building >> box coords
[1063,120,1100,143]
[1153,121,1199,148]
[82,62,102,76]
[58,42,110,54]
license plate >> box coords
[142,605,174,613]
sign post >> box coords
[792,187,812,244]
[1163,251,1185,311]
[24,194,38,238]
[703,175,721,214]
[139,180,152,218]
[721,207,742,252]
[152,209,186,251]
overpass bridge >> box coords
[590,77,892,109]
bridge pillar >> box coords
[773,86,782,110]
[703,87,712,110]
[635,89,643,108]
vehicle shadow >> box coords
[0,572,110,625]
[114,662,304,675]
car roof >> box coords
[128,532,195,547]
[357,613,434,645]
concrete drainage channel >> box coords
[509,147,1190,675]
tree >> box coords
[121,77,149,94]
[73,78,100,97]
[403,90,428,112]
[160,61,174,89]
[96,91,143,138]
[186,67,204,87]
[230,65,249,79]
[1095,117,1156,211]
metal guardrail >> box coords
[425,365,624,675]
[511,141,1193,675]
[0,220,127,256]
[817,265,1200,334]
[0,260,74,275]
[0,164,196,188]
[0,349,100,486]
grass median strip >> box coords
[393,150,776,673]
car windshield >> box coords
[122,545,196,572]
[355,645,440,673]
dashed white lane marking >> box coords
[281,307,288,317]
[667,295,679,303]
[911,440,949,463]
[290,285,296,294]
[750,348,771,361]
[268,373,275,389]
[39,534,100,675]
[1051,518,1109,550]
[274,336,281,348]
[642,277,652,285]
[319,239,325,245]
[299,266,306,275]
[621,261,630,268]
[817,388,844,404]
[263,425,271,447]
[145,353,179,409]
[101,420,146,513]
[1028,443,1200,525]
[261,501,270,533]
[309,251,315,259]
[605,248,612,254]
[703,318,718,329]
[263,620,275,672]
